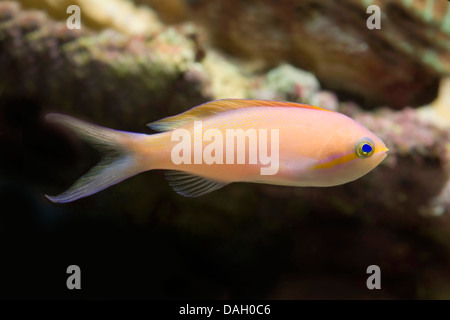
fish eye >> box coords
[355,138,374,158]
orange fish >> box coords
[45,99,388,202]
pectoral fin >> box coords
[165,171,228,197]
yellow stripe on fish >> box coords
[44,99,388,203]
[313,138,389,170]
[313,152,360,170]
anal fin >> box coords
[165,171,228,197]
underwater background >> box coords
[1,0,450,299]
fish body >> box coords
[45,99,388,202]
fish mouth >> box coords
[375,146,389,160]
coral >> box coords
[0,1,341,123]
[0,1,209,129]
[201,49,251,100]
[259,64,320,102]
[142,0,449,108]
[430,77,450,124]
[250,63,339,110]
[15,0,447,108]
[20,0,163,35]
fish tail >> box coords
[45,114,149,203]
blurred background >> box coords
[1,0,450,299]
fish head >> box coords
[307,114,388,186]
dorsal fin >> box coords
[147,99,332,132]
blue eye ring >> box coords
[356,138,375,158]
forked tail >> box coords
[45,114,147,203]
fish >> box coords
[44,99,388,203]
